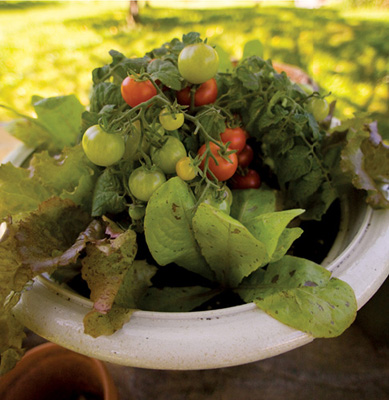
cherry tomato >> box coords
[178,43,219,84]
[198,141,238,182]
[82,125,125,167]
[128,204,146,220]
[177,78,218,107]
[150,136,187,174]
[176,156,197,181]
[159,108,185,131]
[229,169,261,190]
[306,97,329,122]
[200,185,233,214]
[121,76,157,108]
[128,166,166,202]
[220,127,247,155]
[237,144,254,168]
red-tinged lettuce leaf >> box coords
[114,260,157,309]
[15,197,95,274]
[28,144,100,212]
[237,255,357,338]
[83,306,134,338]
[340,119,389,208]
[81,220,138,314]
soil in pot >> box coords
[0,342,118,400]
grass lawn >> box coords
[0,1,388,136]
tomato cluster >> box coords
[82,40,263,220]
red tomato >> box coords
[220,127,247,154]
[177,78,218,107]
[121,76,157,108]
[237,144,254,168]
[198,142,238,182]
[230,169,261,190]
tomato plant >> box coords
[178,43,219,84]
[220,127,247,155]
[229,169,261,190]
[177,78,218,107]
[198,141,238,181]
[121,76,157,108]
[150,136,187,174]
[237,144,254,168]
[159,108,185,131]
[176,157,197,181]
[306,97,329,122]
[128,166,166,202]
[82,125,125,167]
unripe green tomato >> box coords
[178,43,219,84]
[306,97,330,122]
[159,108,185,131]
[128,166,166,202]
[150,136,187,174]
[82,125,125,167]
[128,204,146,220]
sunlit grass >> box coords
[0,1,387,136]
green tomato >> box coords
[306,97,330,122]
[175,156,197,181]
[82,125,125,167]
[159,108,185,131]
[128,204,146,220]
[178,43,219,84]
[200,186,233,214]
[128,166,166,202]
[123,120,150,161]
[150,136,187,174]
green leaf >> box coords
[82,222,137,314]
[193,203,268,287]
[242,39,264,59]
[196,108,226,139]
[91,168,126,217]
[0,163,52,221]
[245,209,304,261]
[230,187,277,225]
[147,59,182,91]
[139,286,216,312]
[144,177,212,280]
[31,95,85,149]
[29,144,100,212]
[214,45,233,73]
[237,255,357,338]
[89,82,124,113]
[3,118,52,152]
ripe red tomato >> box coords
[229,169,261,190]
[237,144,254,168]
[198,141,238,182]
[176,78,218,107]
[220,127,247,154]
[121,76,157,108]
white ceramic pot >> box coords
[5,144,389,370]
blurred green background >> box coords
[1,0,388,136]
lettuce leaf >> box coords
[237,255,357,338]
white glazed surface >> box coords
[5,144,389,370]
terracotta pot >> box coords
[0,342,118,400]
